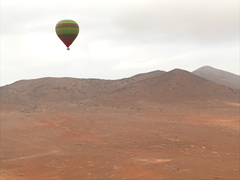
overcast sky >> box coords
[1,0,239,86]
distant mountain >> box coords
[95,69,239,106]
[193,66,239,90]
[1,68,239,111]
[0,70,165,109]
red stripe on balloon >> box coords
[56,24,79,27]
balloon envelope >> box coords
[55,19,79,50]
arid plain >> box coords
[0,68,239,180]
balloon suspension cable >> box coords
[67,47,70,50]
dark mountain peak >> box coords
[155,68,197,82]
[167,68,190,75]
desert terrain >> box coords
[0,68,239,180]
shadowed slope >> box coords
[95,69,239,106]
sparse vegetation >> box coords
[0,69,239,179]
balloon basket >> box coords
[67,47,70,50]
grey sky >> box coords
[1,0,239,86]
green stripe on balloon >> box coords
[56,27,79,35]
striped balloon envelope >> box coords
[55,19,79,50]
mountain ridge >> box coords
[94,68,239,106]
[1,68,239,111]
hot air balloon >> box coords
[55,19,79,50]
